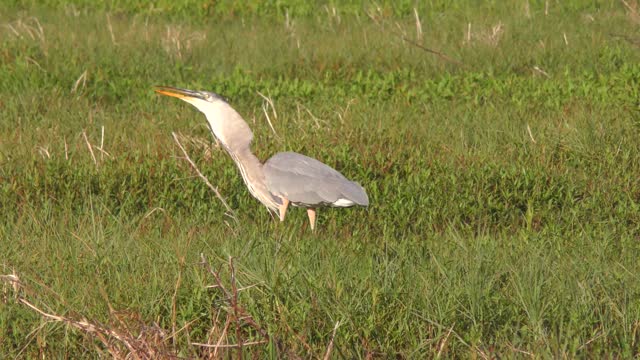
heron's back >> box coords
[263,152,369,208]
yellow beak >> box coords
[154,86,204,101]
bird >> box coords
[154,86,369,231]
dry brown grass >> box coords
[622,0,640,24]
[1,256,276,359]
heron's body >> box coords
[264,152,368,208]
[155,86,368,230]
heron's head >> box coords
[154,85,254,150]
[154,86,227,115]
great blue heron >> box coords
[154,86,369,230]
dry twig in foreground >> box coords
[366,9,464,67]
[1,273,174,359]
[195,255,275,358]
[171,132,237,222]
[1,256,277,359]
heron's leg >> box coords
[306,208,317,231]
[278,198,290,222]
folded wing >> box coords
[263,152,369,207]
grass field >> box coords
[1,1,640,358]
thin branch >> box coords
[256,91,278,119]
[199,255,273,345]
[532,66,550,78]
[323,320,341,360]
[99,126,105,160]
[229,257,243,359]
[142,207,166,220]
[437,323,455,357]
[212,317,231,359]
[192,340,268,348]
[71,69,87,93]
[106,13,117,45]
[82,129,97,166]
[413,8,423,41]
[578,330,606,350]
[63,136,68,160]
[69,231,97,257]
[609,32,640,48]
[17,298,134,349]
[526,124,537,144]
[171,256,185,347]
[400,35,461,63]
[367,12,464,66]
[171,132,236,220]
[261,104,280,139]
[257,91,280,139]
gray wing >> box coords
[263,152,369,207]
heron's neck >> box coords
[200,102,279,210]
[226,146,279,211]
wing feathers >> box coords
[264,152,368,207]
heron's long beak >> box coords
[154,86,205,101]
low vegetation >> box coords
[1,1,640,358]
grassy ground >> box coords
[1,1,640,358]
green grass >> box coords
[1,1,640,358]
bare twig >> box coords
[142,207,166,220]
[578,330,606,350]
[609,32,640,48]
[256,91,278,119]
[274,301,313,354]
[545,0,549,16]
[3,259,275,359]
[473,345,490,360]
[214,317,232,358]
[0,273,20,294]
[199,254,274,350]
[4,23,21,37]
[229,257,244,359]
[82,129,97,166]
[25,57,44,71]
[297,103,326,129]
[488,22,504,46]
[335,98,356,125]
[17,298,140,356]
[106,13,117,45]
[412,313,473,351]
[171,255,185,347]
[622,0,640,23]
[192,340,268,348]
[532,66,550,78]
[257,91,280,139]
[366,11,463,66]
[323,321,341,360]
[71,70,87,93]
[36,146,50,159]
[506,341,535,357]
[63,136,68,160]
[526,124,537,144]
[284,10,295,33]
[69,231,97,257]
[437,323,455,357]
[413,8,423,41]
[261,105,280,139]
[171,132,236,220]
[29,17,45,44]
[99,126,105,160]
[399,32,463,66]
